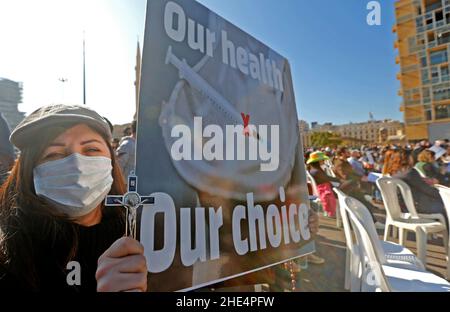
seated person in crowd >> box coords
[395,158,448,229]
[382,146,405,176]
[347,149,366,177]
[307,151,340,218]
[414,149,448,186]
[334,147,385,230]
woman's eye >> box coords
[86,147,101,153]
[43,153,64,160]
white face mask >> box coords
[33,153,113,218]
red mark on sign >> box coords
[241,113,250,136]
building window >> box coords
[426,1,442,13]
[435,105,450,119]
[438,31,450,45]
[433,88,450,101]
[428,32,436,44]
[425,110,433,120]
[423,87,432,103]
[430,49,448,65]
[421,56,428,67]
[417,15,424,27]
[442,66,450,81]
[422,69,430,84]
[436,10,444,21]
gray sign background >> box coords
[136,0,314,292]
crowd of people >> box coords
[304,140,450,231]
[0,103,448,292]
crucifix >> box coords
[105,171,154,239]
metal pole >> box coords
[83,31,86,105]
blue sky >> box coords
[198,0,402,125]
[0,0,147,125]
[0,0,401,125]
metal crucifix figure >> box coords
[105,171,154,239]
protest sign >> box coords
[136,0,314,291]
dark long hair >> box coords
[0,123,126,290]
[307,161,323,172]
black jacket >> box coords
[394,168,444,214]
[0,208,125,292]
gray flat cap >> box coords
[10,104,112,150]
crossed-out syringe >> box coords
[165,45,261,142]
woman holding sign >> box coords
[0,104,319,292]
[0,104,147,292]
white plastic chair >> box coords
[307,170,342,228]
[345,196,425,269]
[333,188,361,291]
[334,188,425,291]
[435,184,450,278]
[306,170,320,198]
[376,177,448,266]
[324,159,337,178]
[345,199,450,292]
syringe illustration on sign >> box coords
[105,171,154,239]
[165,45,261,141]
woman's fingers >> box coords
[97,272,148,292]
[96,237,148,292]
[99,237,144,260]
[117,254,147,274]
[96,254,147,280]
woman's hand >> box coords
[308,211,319,235]
[96,237,148,292]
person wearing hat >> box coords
[0,104,147,292]
[307,151,340,218]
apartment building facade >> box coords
[394,0,450,141]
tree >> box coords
[310,131,342,147]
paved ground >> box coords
[296,216,347,292]
[296,210,449,292]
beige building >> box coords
[336,120,404,143]
[303,119,404,145]
[299,120,311,148]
